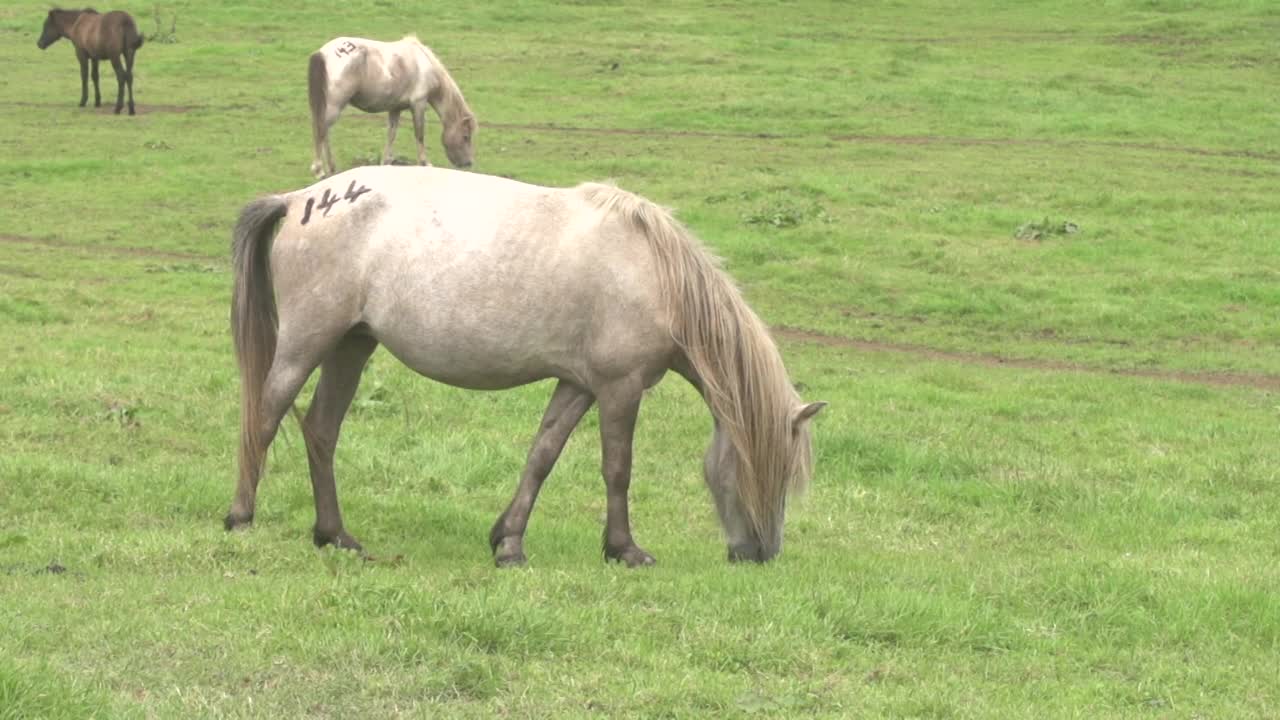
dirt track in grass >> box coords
[773,325,1280,392]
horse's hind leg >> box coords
[302,333,378,551]
[109,56,126,114]
[490,381,595,567]
[123,48,136,115]
[597,378,654,567]
[411,104,430,166]
[312,107,341,178]
[225,351,323,531]
[90,59,101,107]
[382,110,401,165]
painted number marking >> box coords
[300,181,373,225]
[334,40,357,57]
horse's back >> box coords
[316,37,431,112]
[270,166,671,389]
[75,10,139,56]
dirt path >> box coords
[0,233,213,262]
[773,325,1280,392]
[483,122,1278,162]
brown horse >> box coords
[37,8,144,115]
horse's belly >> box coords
[374,328,570,390]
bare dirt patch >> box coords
[774,325,1280,392]
[477,122,1278,162]
[7,101,203,114]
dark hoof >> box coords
[494,551,527,568]
[605,545,656,568]
[313,527,363,553]
[491,532,527,567]
[223,512,253,531]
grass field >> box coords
[2,1,1279,717]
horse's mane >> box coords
[576,182,810,541]
[399,36,473,126]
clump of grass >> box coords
[744,200,831,229]
[150,6,178,44]
[1016,217,1080,241]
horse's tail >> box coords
[231,196,288,497]
[577,183,808,550]
[121,14,143,51]
[308,52,328,147]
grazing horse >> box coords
[308,36,476,178]
[37,8,143,115]
[225,166,825,566]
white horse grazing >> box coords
[226,166,825,567]
[308,36,476,178]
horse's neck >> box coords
[53,10,84,35]
[423,57,470,124]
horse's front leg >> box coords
[76,50,89,107]
[410,105,430,166]
[597,379,654,567]
[90,59,101,107]
[490,381,595,566]
[382,110,401,165]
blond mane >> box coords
[577,182,811,540]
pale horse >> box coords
[225,166,825,566]
[308,36,476,178]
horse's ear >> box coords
[791,401,826,429]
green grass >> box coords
[2,1,1279,717]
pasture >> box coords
[2,0,1278,717]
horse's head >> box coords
[703,401,825,563]
[442,114,476,169]
[36,11,63,49]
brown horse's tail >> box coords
[232,196,288,495]
[308,52,328,147]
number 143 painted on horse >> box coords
[308,36,476,178]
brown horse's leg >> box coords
[411,105,430,166]
[489,381,595,566]
[597,379,654,567]
[382,110,401,165]
[124,47,136,115]
[76,49,89,107]
[109,56,125,114]
[90,59,101,107]
[302,334,378,551]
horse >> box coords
[308,36,476,179]
[37,8,143,116]
[225,166,825,567]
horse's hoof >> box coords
[223,512,253,531]
[494,551,527,568]
[492,535,527,567]
[313,527,363,553]
[605,545,656,568]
